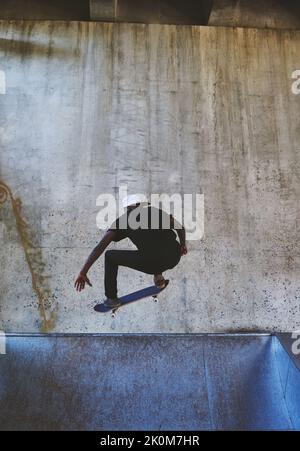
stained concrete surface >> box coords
[0,334,299,430]
[0,21,300,333]
[209,0,300,30]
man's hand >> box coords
[74,273,92,292]
[180,245,188,256]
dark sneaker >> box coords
[104,298,121,308]
[153,274,166,289]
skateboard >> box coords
[94,280,169,317]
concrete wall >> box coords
[90,0,213,25]
[209,0,300,30]
[0,21,299,333]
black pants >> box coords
[104,244,181,298]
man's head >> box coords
[122,194,148,211]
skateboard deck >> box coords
[94,280,169,316]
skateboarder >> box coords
[75,195,187,308]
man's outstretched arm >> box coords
[74,230,117,292]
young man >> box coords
[75,195,187,308]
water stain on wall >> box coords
[0,180,57,332]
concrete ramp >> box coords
[0,334,300,430]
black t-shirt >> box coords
[109,206,181,253]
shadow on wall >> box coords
[112,0,214,25]
[209,0,300,29]
[0,0,90,21]
[0,0,214,25]
[0,0,299,28]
